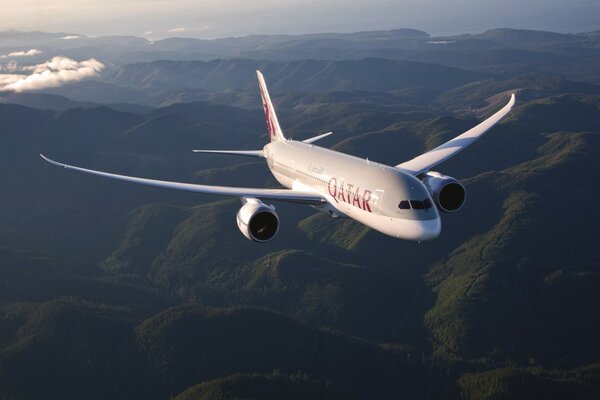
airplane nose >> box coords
[397,218,441,241]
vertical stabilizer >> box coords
[256,70,285,142]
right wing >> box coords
[40,154,325,205]
[396,94,515,176]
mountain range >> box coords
[0,27,599,399]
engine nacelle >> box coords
[422,171,466,213]
[236,198,279,242]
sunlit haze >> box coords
[1,0,599,38]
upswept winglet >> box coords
[256,70,286,142]
[40,154,324,204]
[396,93,516,176]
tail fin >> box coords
[257,70,285,142]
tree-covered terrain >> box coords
[0,28,599,399]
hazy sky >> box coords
[1,0,599,38]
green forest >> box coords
[0,28,599,399]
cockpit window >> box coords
[400,199,435,210]
[410,200,425,209]
[398,200,410,209]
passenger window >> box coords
[410,200,425,209]
[398,200,410,209]
[423,198,433,209]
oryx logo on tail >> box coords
[256,70,285,142]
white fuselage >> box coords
[264,140,441,241]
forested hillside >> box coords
[0,28,599,399]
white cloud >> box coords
[0,61,20,73]
[0,49,43,59]
[0,56,104,92]
[61,35,81,40]
[167,27,186,33]
[0,74,28,86]
[12,49,41,57]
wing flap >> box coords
[40,154,324,205]
[396,94,515,175]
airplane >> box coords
[41,70,515,243]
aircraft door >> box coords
[371,189,385,215]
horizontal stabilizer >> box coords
[192,149,265,158]
[302,131,333,144]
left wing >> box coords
[396,94,515,176]
[40,154,325,205]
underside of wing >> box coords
[396,94,516,176]
[40,154,325,205]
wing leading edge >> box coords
[396,94,516,176]
[40,154,325,205]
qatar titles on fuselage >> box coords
[265,140,440,240]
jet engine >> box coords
[236,198,279,242]
[422,171,466,213]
